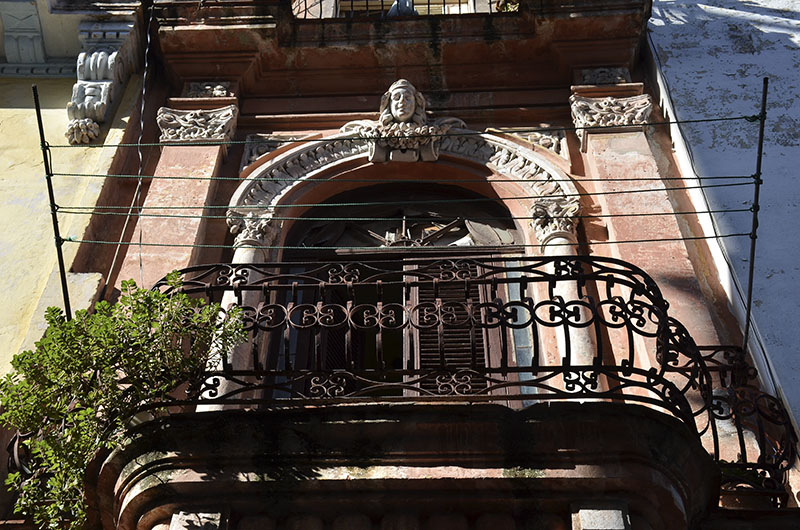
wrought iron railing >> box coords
[6,257,794,507]
[153,256,797,505]
[292,0,512,19]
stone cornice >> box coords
[156,105,238,143]
[569,93,653,150]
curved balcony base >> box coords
[89,403,719,530]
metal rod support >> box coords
[33,85,72,320]
[742,77,768,351]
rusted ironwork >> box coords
[144,257,796,506]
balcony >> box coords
[20,255,784,529]
[138,256,795,507]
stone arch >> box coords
[228,129,581,256]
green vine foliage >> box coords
[0,274,244,529]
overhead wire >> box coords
[43,112,761,149]
[51,171,754,182]
[53,181,754,214]
[62,232,752,251]
[100,4,155,295]
[54,208,753,223]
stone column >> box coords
[532,197,597,368]
[570,80,721,348]
[197,216,275,412]
[115,103,238,290]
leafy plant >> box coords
[0,274,244,529]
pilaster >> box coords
[570,69,721,346]
[115,98,238,289]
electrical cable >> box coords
[54,208,753,222]
[100,5,154,295]
[54,181,754,212]
[43,113,761,149]
[62,232,751,250]
[51,171,755,183]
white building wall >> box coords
[648,0,800,422]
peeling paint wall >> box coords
[648,1,800,422]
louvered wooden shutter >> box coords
[408,262,489,394]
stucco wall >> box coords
[648,1,800,422]
[0,76,139,374]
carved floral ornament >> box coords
[156,105,238,143]
[569,93,653,150]
[227,80,581,253]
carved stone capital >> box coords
[531,197,580,247]
[569,94,653,150]
[66,20,137,144]
[341,79,465,163]
[157,105,238,143]
[227,212,280,250]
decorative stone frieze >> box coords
[66,20,137,144]
[498,127,568,160]
[0,1,46,65]
[240,133,304,172]
[156,105,238,143]
[569,94,653,150]
[578,67,631,85]
[531,196,580,246]
[183,81,233,98]
[341,79,465,163]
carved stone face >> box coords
[389,87,415,122]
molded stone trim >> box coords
[228,80,580,251]
[226,131,581,249]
